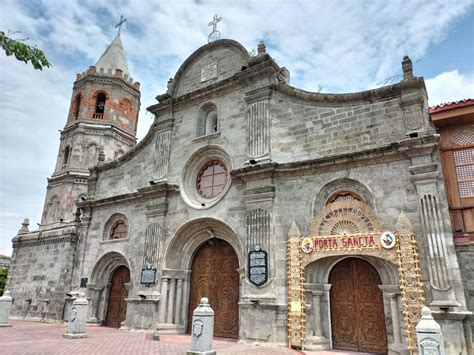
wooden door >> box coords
[187,239,239,338]
[329,258,387,353]
[106,266,130,328]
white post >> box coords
[416,306,445,355]
[187,297,216,355]
[0,291,13,327]
[63,292,89,339]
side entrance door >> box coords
[187,239,239,338]
[329,258,388,353]
[106,266,130,328]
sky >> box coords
[1,0,473,256]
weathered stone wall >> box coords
[6,228,76,320]
[455,243,474,332]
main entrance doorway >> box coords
[187,239,239,338]
[106,266,130,328]
[329,258,387,353]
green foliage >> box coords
[0,268,8,296]
[0,31,51,70]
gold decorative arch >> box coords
[287,202,424,354]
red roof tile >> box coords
[429,98,474,114]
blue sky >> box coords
[1,0,473,256]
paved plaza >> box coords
[0,319,378,355]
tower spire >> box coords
[95,34,130,77]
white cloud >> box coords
[0,0,473,255]
[426,70,474,106]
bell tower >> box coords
[40,34,140,226]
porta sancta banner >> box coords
[301,231,396,254]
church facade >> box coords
[6,35,472,354]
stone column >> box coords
[86,285,103,322]
[409,158,462,308]
[387,293,402,345]
[167,279,176,324]
[311,291,324,337]
[0,291,12,327]
[158,278,168,323]
[174,279,183,325]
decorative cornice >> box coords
[78,181,179,208]
[275,77,425,105]
[233,134,440,178]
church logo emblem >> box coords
[301,237,313,253]
[380,231,396,249]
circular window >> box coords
[196,160,228,199]
[181,146,232,209]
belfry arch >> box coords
[287,200,425,354]
[157,218,244,335]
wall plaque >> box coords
[140,265,157,286]
[248,247,268,287]
[201,62,217,82]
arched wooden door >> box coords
[106,266,130,328]
[329,258,387,353]
[187,239,239,338]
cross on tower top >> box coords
[115,15,127,35]
[207,14,222,43]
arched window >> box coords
[74,94,81,119]
[197,102,218,136]
[94,92,106,119]
[205,110,218,134]
[109,220,128,240]
[62,146,71,169]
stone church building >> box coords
[6,34,472,354]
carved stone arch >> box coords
[90,251,130,285]
[313,178,375,214]
[305,255,399,286]
[92,89,110,100]
[163,217,244,270]
[310,199,383,236]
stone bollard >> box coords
[187,297,216,355]
[63,292,89,339]
[0,290,13,327]
[416,306,445,355]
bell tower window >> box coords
[74,94,81,119]
[94,92,106,119]
[62,146,71,169]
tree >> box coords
[0,31,51,70]
[0,267,8,296]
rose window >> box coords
[196,160,228,199]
